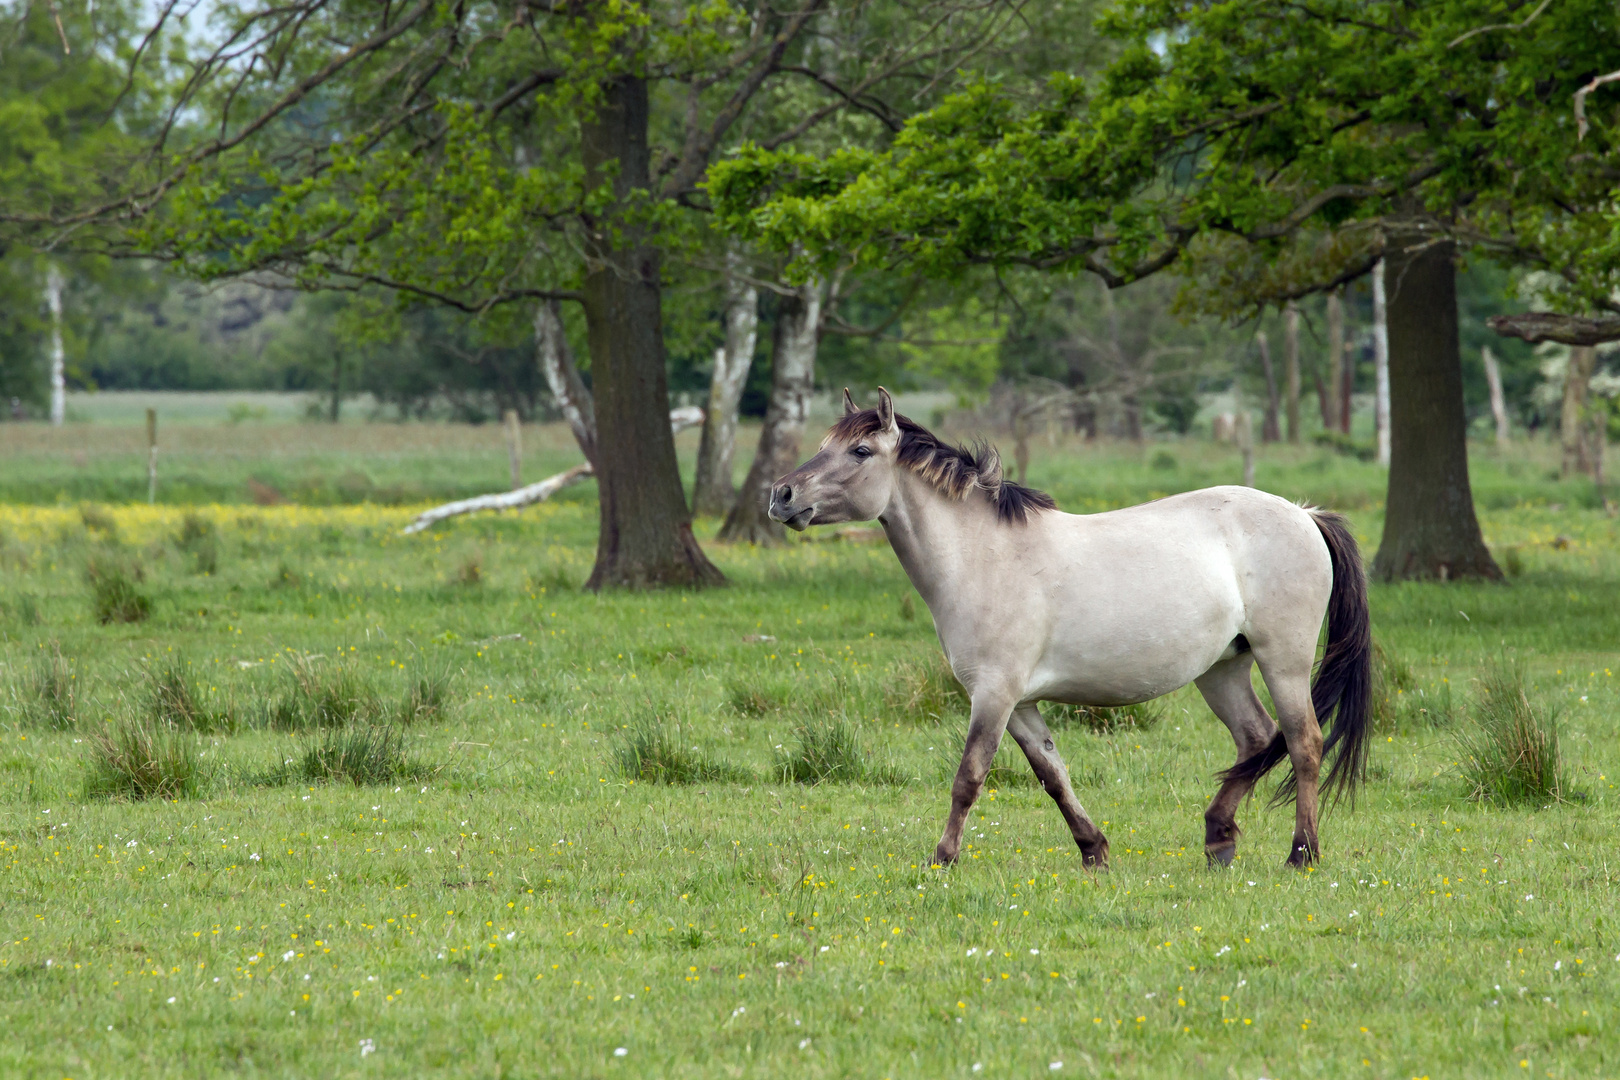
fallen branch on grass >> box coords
[400,407,705,535]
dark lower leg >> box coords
[935,703,1010,866]
[1202,777,1253,867]
[1285,730,1323,867]
[933,765,985,866]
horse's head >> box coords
[769,387,900,530]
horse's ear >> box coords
[876,386,896,431]
[842,387,857,416]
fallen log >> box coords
[401,407,704,535]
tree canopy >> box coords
[713,0,1620,312]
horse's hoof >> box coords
[1080,843,1109,870]
[1205,843,1236,868]
[1285,841,1317,868]
[932,847,958,868]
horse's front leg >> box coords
[933,690,1015,867]
[1007,704,1109,868]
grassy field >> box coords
[1,422,1618,1079]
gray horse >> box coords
[769,388,1371,869]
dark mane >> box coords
[827,408,1057,525]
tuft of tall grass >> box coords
[173,513,220,574]
[885,654,968,724]
[1044,700,1163,733]
[615,719,752,784]
[86,553,150,624]
[79,504,118,537]
[397,664,454,725]
[1371,640,1415,730]
[84,719,200,800]
[1456,664,1568,806]
[287,726,425,787]
[146,655,238,733]
[454,554,483,587]
[727,675,789,717]
[261,656,382,731]
[775,716,902,785]
[12,641,81,729]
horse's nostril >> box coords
[777,485,792,505]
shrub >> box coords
[1457,664,1568,806]
[261,656,382,731]
[290,726,425,786]
[615,719,752,784]
[775,716,902,785]
[86,554,150,624]
[1045,700,1163,733]
[14,642,80,729]
[84,719,200,800]
[173,514,219,575]
[146,655,237,734]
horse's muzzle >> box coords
[768,485,815,531]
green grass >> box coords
[0,428,1618,1077]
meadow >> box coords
[1,415,1619,1079]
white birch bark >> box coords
[534,299,597,466]
[692,258,759,515]
[1372,260,1391,466]
[719,277,823,544]
[401,407,703,535]
[1481,345,1510,447]
[47,263,65,427]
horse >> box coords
[768,388,1371,869]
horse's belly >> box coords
[1024,633,1228,706]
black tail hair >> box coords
[1219,510,1372,808]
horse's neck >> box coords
[878,472,988,610]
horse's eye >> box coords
[851,446,873,460]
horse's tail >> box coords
[1220,509,1372,807]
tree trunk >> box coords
[1283,302,1301,443]
[46,263,65,427]
[718,279,822,545]
[1562,346,1597,477]
[1481,345,1509,448]
[1371,237,1500,581]
[1323,288,1343,432]
[1340,336,1354,434]
[579,75,723,589]
[692,254,759,516]
[1257,330,1280,443]
[534,299,597,467]
[1372,261,1391,465]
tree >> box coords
[714,0,1620,580]
[691,254,758,517]
[47,0,1021,587]
[719,277,821,544]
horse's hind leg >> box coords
[1007,704,1109,868]
[1194,654,1278,867]
[1253,651,1323,867]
